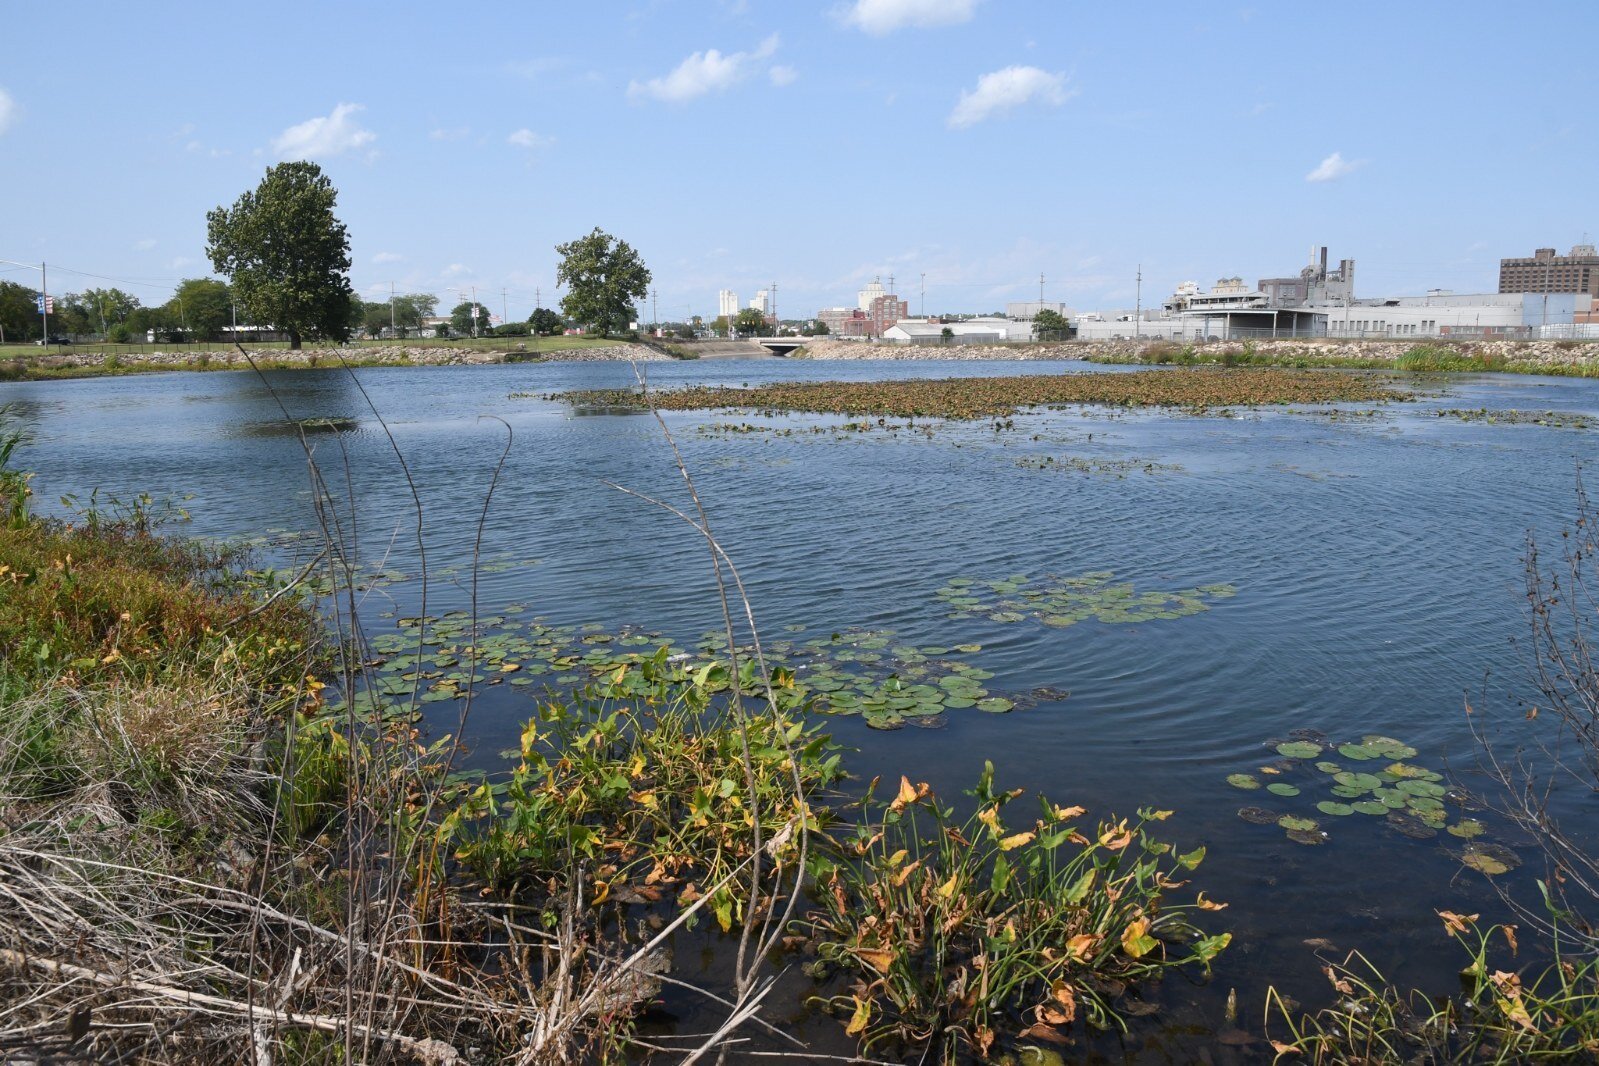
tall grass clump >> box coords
[1394,343,1503,373]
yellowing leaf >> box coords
[937,872,960,899]
[1052,804,1086,821]
[845,995,871,1036]
[1437,909,1479,935]
[1064,933,1098,960]
[1121,918,1158,959]
[999,831,1036,851]
[856,948,894,973]
[1099,821,1134,851]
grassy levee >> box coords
[1082,339,1599,379]
[0,334,627,381]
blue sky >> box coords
[1,0,1595,321]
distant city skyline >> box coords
[1,1,1594,322]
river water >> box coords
[6,358,1599,1060]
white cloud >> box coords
[628,34,780,103]
[373,251,404,264]
[272,103,376,160]
[0,88,17,135]
[1305,151,1362,183]
[135,238,157,251]
[843,0,979,35]
[507,128,554,149]
[769,65,798,87]
[430,126,470,141]
[948,66,1071,129]
[442,263,472,278]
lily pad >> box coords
[1461,842,1519,875]
[1330,785,1366,798]
[976,697,1015,714]
[1276,741,1323,759]
[1286,828,1325,846]
[1333,771,1383,791]
[1227,774,1262,791]
[1237,806,1281,825]
[1397,779,1446,798]
[1316,801,1355,817]
[1266,783,1300,797]
[1446,819,1486,839]
[1314,761,1343,774]
[1351,801,1388,816]
[1337,744,1378,761]
[1278,815,1319,832]
[1384,812,1437,840]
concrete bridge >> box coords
[754,337,805,356]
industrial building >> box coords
[1500,245,1599,298]
[883,317,1028,344]
[717,289,739,319]
[816,275,908,338]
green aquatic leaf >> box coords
[1337,744,1378,760]
[1276,741,1323,759]
[1446,819,1486,839]
[976,697,1015,713]
[1333,772,1383,791]
[1314,761,1343,774]
[1351,801,1388,816]
[1460,843,1519,875]
[1227,774,1262,791]
[1397,779,1446,798]
[1316,801,1355,817]
[1278,815,1319,832]
[1266,783,1300,797]
[1330,785,1366,798]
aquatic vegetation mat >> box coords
[554,368,1407,421]
[936,570,1236,628]
[1225,730,1518,870]
[339,607,1063,730]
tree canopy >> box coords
[554,228,650,337]
[733,308,772,337]
[528,307,564,336]
[0,282,41,342]
[450,301,491,336]
[205,162,355,349]
[1033,309,1070,338]
[169,278,232,341]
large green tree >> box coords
[733,307,772,337]
[528,307,564,336]
[0,281,41,343]
[449,301,490,336]
[1032,308,1070,339]
[205,162,355,349]
[554,227,651,337]
[169,278,233,341]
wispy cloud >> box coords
[430,126,470,142]
[769,65,798,87]
[1305,151,1362,183]
[842,0,980,34]
[948,66,1072,129]
[0,87,17,135]
[507,128,554,149]
[373,251,404,264]
[272,103,376,160]
[135,238,157,252]
[628,34,780,103]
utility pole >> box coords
[501,287,509,330]
[471,284,479,337]
[1135,265,1142,339]
[1039,272,1045,309]
[652,288,658,335]
[40,262,47,343]
[920,272,926,318]
[390,282,396,336]
[769,282,776,333]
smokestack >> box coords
[1320,247,1328,277]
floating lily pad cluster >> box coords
[935,570,1236,628]
[1227,730,1519,874]
[331,608,1062,731]
[698,627,1069,729]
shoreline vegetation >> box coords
[3,335,1599,383]
[558,367,1409,420]
[8,387,1599,1061]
